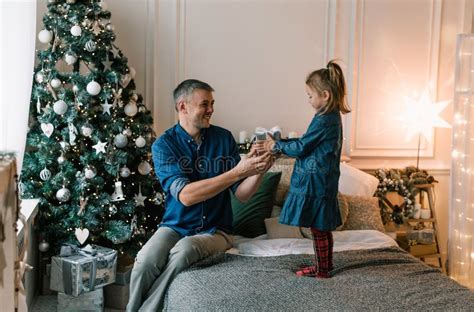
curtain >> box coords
[449,34,474,288]
[0,0,37,173]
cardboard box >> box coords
[58,288,104,312]
[408,244,437,256]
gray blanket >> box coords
[165,247,474,311]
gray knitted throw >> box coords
[165,247,474,311]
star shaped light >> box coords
[134,184,146,207]
[92,140,107,154]
[396,87,451,142]
[101,98,112,115]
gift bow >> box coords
[254,126,282,140]
[60,243,100,294]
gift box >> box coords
[104,283,129,310]
[50,244,117,296]
[407,228,435,245]
[408,243,438,256]
[104,255,133,309]
[58,287,104,312]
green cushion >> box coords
[232,172,282,238]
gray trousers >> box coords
[126,226,233,311]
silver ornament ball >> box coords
[135,136,146,148]
[114,134,128,148]
[40,167,52,181]
[85,40,97,52]
[50,78,62,89]
[53,100,68,115]
[64,52,77,65]
[138,161,152,175]
[109,205,118,215]
[70,25,81,37]
[120,166,131,178]
[57,155,66,165]
[56,187,71,202]
[38,240,50,252]
[84,165,97,179]
[38,29,53,44]
[86,80,101,96]
[81,124,93,137]
[35,72,45,83]
[124,103,138,117]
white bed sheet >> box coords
[227,230,398,257]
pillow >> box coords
[300,193,349,238]
[340,194,385,233]
[270,205,282,218]
[267,157,295,206]
[339,162,379,197]
[264,217,303,239]
[232,172,282,238]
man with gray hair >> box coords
[127,79,273,311]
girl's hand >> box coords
[262,133,276,152]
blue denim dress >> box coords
[274,110,343,231]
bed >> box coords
[164,160,474,311]
[164,231,474,311]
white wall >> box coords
[33,0,473,267]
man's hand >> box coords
[232,151,273,179]
[254,133,276,155]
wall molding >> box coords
[348,0,443,158]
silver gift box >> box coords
[50,245,117,296]
[58,288,104,312]
[407,228,435,245]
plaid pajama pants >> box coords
[296,228,334,278]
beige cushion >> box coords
[300,193,349,238]
[267,157,295,206]
[340,194,385,233]
[264,217,303,239]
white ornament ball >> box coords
[131,93,138,101]
[38,29,53,43]
[120,166,131,178]
[64,52,77,65]
[81,124,93,137]
[50,78,62,89]
[53,100,68,115]
[105,23,114,31]
[84,166,97,179]
[124,103,138,117]
[57,155,66,165]
[135,136,146,148]
[85,40,96,52]
[114,134,128,148]
[56,187,71,202]
[40,168,52,181]
[66,0,76,4]
[138,161,152,175]
[86,81,101,96]
[35,72,45,83]
[129,67,136,78]
[122,128,132,137]
[70,25,82,37]
[38,240,50,252]
[139,105,146,113]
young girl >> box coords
[260,60,350,278]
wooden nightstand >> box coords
[384,184,445,273]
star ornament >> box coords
[101,98,112,115]
[103,53,112,71]
[396,87,451,142]
[134,184,147,207]
[93,140,107,154]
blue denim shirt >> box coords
[152,123,241,237]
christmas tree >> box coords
[20,0,163,257]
